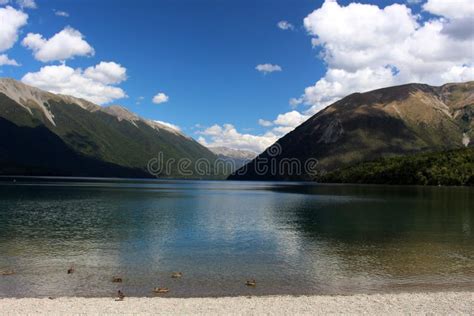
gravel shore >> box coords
[1,292,473,315]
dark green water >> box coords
[0,178,473,297]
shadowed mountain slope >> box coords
[0,78,220,178]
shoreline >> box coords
[1,292,473,315]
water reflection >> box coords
[0,179,473,297]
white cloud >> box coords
[16,0,36,9]
[0,53,19,66]
[289,97,303,107]
[197,109,310,153]
[273,110,309,127]
[439,65,474,83]
[258,119,273,127]
[272,126,294,135]
[197,136,208,146]
[84,61,127,84]
[152,92,169,104]
[423,0,474,19]
[423,0,474,41]
[22,26,95,62]
[154,120,181,132]
[0,6,28,52]
[292,0,474,114]
[54,10,69,17]
[21,63,127,105]
[256,63,282,74]
[304,67,395,114]
[197,124,279,153]
[277,20,294,30]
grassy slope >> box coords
[317,147,474,186]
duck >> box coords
[245,279,256,287]
[0,270,15,276]
[171,272,183,278]
[67,265,75,274]
[115,290,125,301]
[153,287,169,294]
[112,276,123,283]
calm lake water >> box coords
[0,178,473,297]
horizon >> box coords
[1,0,473,152]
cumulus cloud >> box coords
[289,97,303,108]
[152,92,169,104]
[16,0,36,9]
[0,53,19,66]
[423,0,474,19]
[273,111,309,127]
[0,6,28,52]
[198,110,310,152]
[22,26,95,62]
[21,63,127,105]
[256,63,282,74]
[304,67,395,114]
[258,119,273,127]
[277,20,294,30]
[54,10,69,17]
[197,124,279,153]
[293,0,474,114]
[84,61,127,84]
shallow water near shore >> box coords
[0,178,473,297]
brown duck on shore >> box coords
[115,290,125,301]
[67,265,75,274]
[245,279,256,287]
[153,287,169,294]
[171,272,183,278]
[112,276,123,283]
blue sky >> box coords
[1,0,473,152]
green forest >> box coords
[318,147,474,186]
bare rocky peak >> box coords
[100,104,187,137]
[99,105,141,123]
[0,78,187,138]
[0,78,100,125]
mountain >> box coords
[208,146,257,160]
[229,82,473,181]
[0,78,220,178]
[208,146,257,172]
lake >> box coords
[0,178,473,297]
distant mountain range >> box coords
[209,146,257,160]
[0,78,220,178]
[229,82,473,181]
[208,146,256,172]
